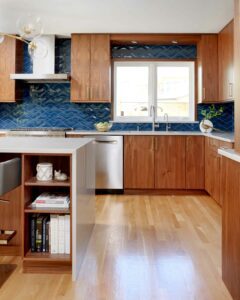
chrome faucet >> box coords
[150,105,163,131]
[164,113,171,132]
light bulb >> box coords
[17,14,43,41]
[28,38,48,59]
[0,35,4,44]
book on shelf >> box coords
[30,214,70,255]
[31,193,70,209]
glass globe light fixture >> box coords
[28,38,48,59]
[17,14,43,41]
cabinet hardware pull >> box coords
[229,83,233,98]
[203,88,206,100]
[94,140,117,144]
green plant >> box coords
[201,105,224,120]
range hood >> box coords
[10,35,70,83]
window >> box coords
[114,61,195,122]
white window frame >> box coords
[113,60,195,123]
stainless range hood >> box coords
[10,35,70,83]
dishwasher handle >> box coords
[94,140,118,144]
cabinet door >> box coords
[198,35,219,103]
[90,34,111,102]
[71,34,91,102]
[155,136,186,189]
[186,136,205,189]
[218,21,234,101]
[0,37,22,102]
[124,136,154,189]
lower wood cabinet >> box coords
[124,136,154,189]
[124,135,205,190]
[186,136,205,189]
[221,156,240,300]
[205,137,233,206]
[155,136,186,189]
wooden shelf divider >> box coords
[25,177,70,187]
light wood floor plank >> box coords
[0,195,232,300]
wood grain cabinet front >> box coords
[218,20,234,102]
[124,135,206,191]
[186,136,205,189]
[71,34,111,103]
[124,136,155,189]
[154,136,186,189]
[0,37,23,102]
[205,137,233,206]
[197,35,219,103]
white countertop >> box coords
[218,148,240,163]
[0,137,94,154]
[66,130,234,143]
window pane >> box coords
[157,66,191,118]
[116,66,149,117]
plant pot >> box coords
[199,119,213,133]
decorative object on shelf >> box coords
[95,122,112,132]
[36,162,53,181]
[54,170,68,181]
[200,105,224,133]
[0,14,47,58]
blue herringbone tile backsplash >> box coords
[0,40,234,131]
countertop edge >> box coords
[218,148,240,163]
[66,131,235,143]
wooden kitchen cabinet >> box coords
[218,20,234,102]
[205,137,233,205]
[155,136,186,189]
[124,136,154,189]
[71,34,111,103]
[186,136,205,189]
[197,35,219,103]
[0,37,23,102]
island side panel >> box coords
[72,141,95,281]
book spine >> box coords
[42,217,47,252]
[30,215,36,252]
[64,215,70,254]
[58,215,65,254]
[46,220,50,253]
[36,217,43,252]
[50,215,58,254]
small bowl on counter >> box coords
[94,122,112,132]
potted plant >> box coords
[200,105,224,133]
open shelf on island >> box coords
[24,250,71,262]
[25,177,70,187]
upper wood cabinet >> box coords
[218,21,234,102]
[124,136,154,189]
[155,136,186,189]
[197,35,219,103]
[0,37,23,102]
[71,34,111,103]
[186,136,205,189]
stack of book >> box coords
[31,193,70,209]
[30,214,70,254]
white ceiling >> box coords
[0,0,234,35]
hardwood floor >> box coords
[0,195,232,300]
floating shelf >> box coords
[25,177,70,187]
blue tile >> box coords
[0,41,234,132]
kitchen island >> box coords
[0,137,95,281]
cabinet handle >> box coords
[229,83,233,98]
[87,86,90,99]
[203,88,206,100]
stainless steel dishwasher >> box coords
[84,135,123,190]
